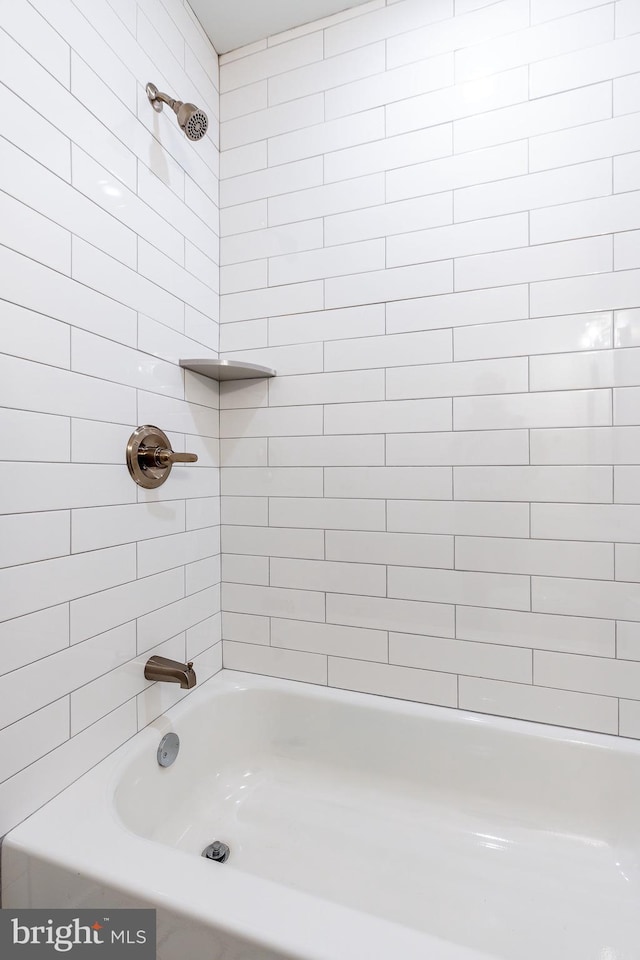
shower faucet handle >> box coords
[153,448,198,466]
[126,425,198,489]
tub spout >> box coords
[144,655,197,689]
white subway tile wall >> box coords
[3,0,640,838]
[218,0,640,736]
[0,0,221,837]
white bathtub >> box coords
[3,671,640,960]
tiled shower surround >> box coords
[218,0,640,737]
[0,0,221,836]
[2,0,640,839]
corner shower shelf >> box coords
[179,359,276,381]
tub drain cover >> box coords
[202,840,230,863]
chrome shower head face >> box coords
[176,102,208,141]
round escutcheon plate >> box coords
[126,424,172,489]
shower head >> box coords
[146,82,208,142]
[175,102,208,141]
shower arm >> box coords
[146,83,181,115]
[155,91,179,111]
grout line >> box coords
[531,647,535,685]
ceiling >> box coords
[189,0,373,54]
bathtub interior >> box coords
[111,676,640,960]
